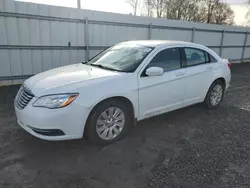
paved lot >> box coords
[1,63,250,188]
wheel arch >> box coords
[204,77,226,100]
[83,96,136,138]
[92,96,135,116]
[214,77,226,87]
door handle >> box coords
[175,72,185,77]
[206,66,212,70]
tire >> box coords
[205,80,225,109]
[85,99,133,145]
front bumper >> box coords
[15,99,91,141]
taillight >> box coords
[228,61,232,69]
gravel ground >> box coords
[1,63,250,188]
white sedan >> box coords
[14,40,231,144]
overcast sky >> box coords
[16,0,249,26]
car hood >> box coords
[24,63,121,96]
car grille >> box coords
[15,85,34,110]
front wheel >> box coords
[85,100,133,145]
[205,80,225,108]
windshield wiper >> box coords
[89,64,123,72]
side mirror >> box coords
[146,67,164,76]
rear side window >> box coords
[210,54,218,62]
[184,48,206,66]
[148,48,181,72]
[205,52,210,63]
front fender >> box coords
[73,74,139,118]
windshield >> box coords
[87,44,153,72]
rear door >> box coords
[182,47,216,106]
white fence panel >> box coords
[222,48,243,60]
[18,18,30,45]
[20,50,33,75]
[152,29,192,41]
[0,50,11,76]
[0,0,250,82]
[29,19,40,45]
[0,17,6,44]
[5,17,19,45]
[224,33,246,46]
[195,31,222,46]
[31,50,43,74]
[9,50,22,76]
[76,50,86,62]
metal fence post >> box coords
[220,29,225,57]
[85,17,89,61]
[241,31,248,62]
[192,27,195,42]
[148,23,152,40]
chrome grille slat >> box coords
[20,98,29,104]
[20,94,31,102]
[18,96,26,105]
[22,90,33,97]
[22,89,33,97]
[18,100,26,107]
[15,85,34,110]
[19,97,28,104]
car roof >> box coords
[119,40,221,59]
[119,40,197,48]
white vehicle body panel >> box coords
[138,69,186,119]
[14,40,231,141]
[137,46,186,119]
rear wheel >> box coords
[85,100,133,145]
[205,80,225,108]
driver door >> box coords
[138,47,186,120]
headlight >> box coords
[33,94,78,109]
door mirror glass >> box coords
[146,67,164,76]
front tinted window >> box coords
[148,48,181,72]
[87,44,153,72]
[184,48,206,66]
